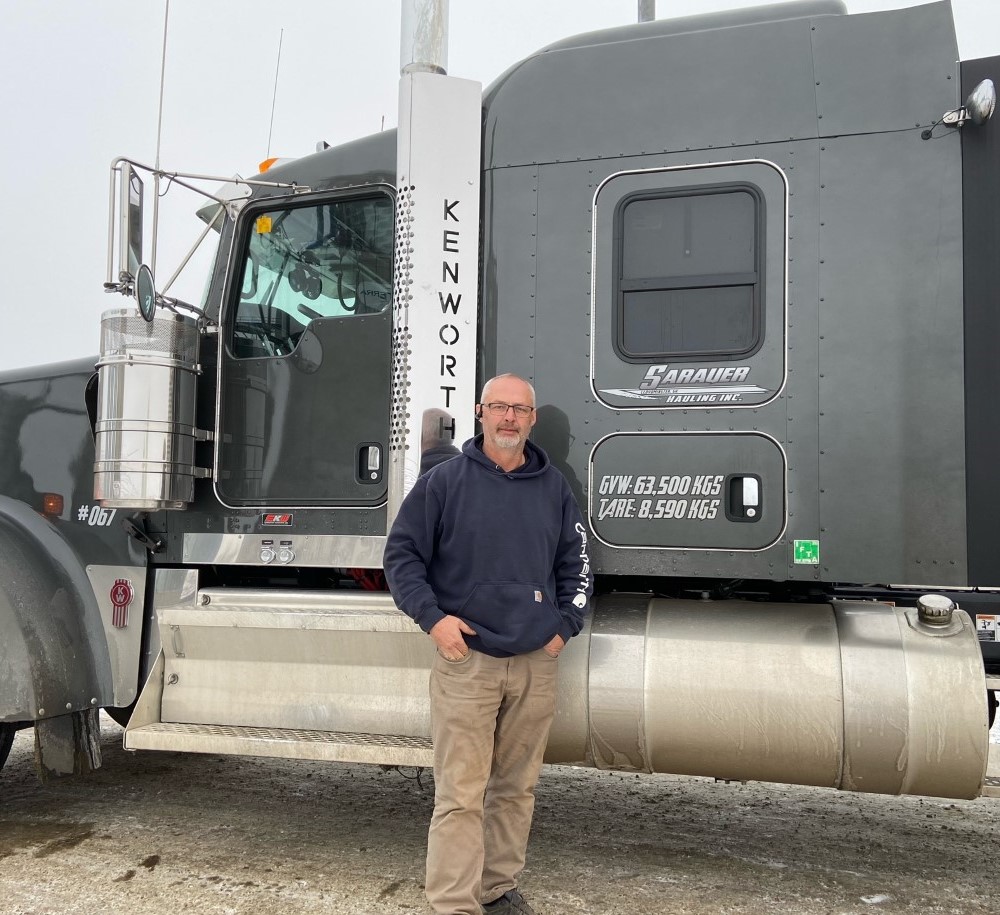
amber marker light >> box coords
[42,493,64,517]
[258,156,296,174]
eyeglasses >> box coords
[481,402,534,417]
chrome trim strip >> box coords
[182,532,387,568]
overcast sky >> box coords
[0,0,996,373]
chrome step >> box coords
[141,578,434,738]
[132,578,428,760]
[125,722,433,767]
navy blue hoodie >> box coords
[384,435,593,657]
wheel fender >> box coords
[0,495,113,722]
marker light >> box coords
[42,493,64,517]
[258,157,296,174]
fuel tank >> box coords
[548,595,988,799]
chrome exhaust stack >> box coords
[400,0,449,75]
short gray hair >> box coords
[480,373,536,406]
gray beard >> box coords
[492,431,523,450]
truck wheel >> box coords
[0,723,15,772]
[989,690,997,730]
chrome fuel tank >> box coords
[548,595,988,799]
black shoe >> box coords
[482,889,537,915]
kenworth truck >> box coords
[2,0,999,800]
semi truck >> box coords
[2,0,999,801]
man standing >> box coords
[384,374,593,915]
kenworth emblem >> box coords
[110,578,134,629]
[261,513,294,526]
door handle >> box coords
[358,443,383,484]
[726,474,761,522]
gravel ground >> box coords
[1,717,998,915]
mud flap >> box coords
[34,708,102,782]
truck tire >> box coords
[0,723,15,773]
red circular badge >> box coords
[110,578,134,629]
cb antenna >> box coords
[151,0,171,276]
[267,29,284,158]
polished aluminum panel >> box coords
[182,533,387,568]
[94,308,205,510]
[85,564,147,709]
[123,567,198,741]
[157,588,433,737]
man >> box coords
[384,374,593,915]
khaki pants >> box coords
[425,648,558,915]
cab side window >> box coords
[231,196,393,359]
[615,187,762,361]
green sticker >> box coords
[794,539,820,564]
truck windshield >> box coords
[230,195,393,359]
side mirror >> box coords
[136,263,156,322]
[119,164,144,280]
[939,78,996,130]
[965,78,996,126]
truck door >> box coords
[590,160,787,551]
[216,190,394,508]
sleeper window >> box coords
[616,188,762,360]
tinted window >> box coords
[231,196,393,359]
[616,188,761,360]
